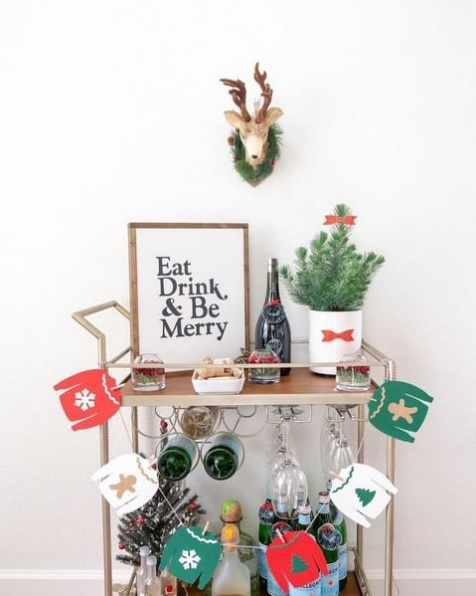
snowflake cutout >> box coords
[178,549,201,570]
[74,388,96,411]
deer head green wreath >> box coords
[220,62,283,186]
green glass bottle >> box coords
[157,435,198,481]
[254,257,292,375]
[202,433,244,480]
[257,497,276,591]
[267,521,294,596]
[309,491,339,596]
[330,501,347,590]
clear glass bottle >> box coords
[157,434,199,481]
[137,545,151,596]
[180,405,220,439]
[309,492,339,596]
[254,258,291,375]
[145,554,161,596]
[212,523,251,596]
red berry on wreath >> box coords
[118,542,125,550]
[137,515,146,526]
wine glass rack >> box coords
[73,300,396,596]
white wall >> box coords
[1,1,475,595]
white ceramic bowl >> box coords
[191,370,245,395]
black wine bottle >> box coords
[254,258,291,375]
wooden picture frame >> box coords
[128,223,250,368]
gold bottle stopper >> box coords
[221,523,240,552]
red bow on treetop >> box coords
[321,329,355,342]
[323,215,357,225]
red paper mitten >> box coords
[266,531,328,591]
[53,369,121,430]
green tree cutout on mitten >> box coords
[355,488,376,507]
[291,553,310,574]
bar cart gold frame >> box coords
[73,300,396,596]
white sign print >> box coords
[129,224,249,367]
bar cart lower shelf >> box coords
[187,571,364,596]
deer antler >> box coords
[253,62,273,124]
[220,77,252,122]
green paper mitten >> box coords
[368,381,434,443]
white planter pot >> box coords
[308,310,363,375]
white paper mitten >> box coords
[92,453,158,515]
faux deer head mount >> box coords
[220,62,283,185]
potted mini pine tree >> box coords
[280,203,385,374]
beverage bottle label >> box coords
[337,544,347,581]
[258,542,268,580]
[267,568,289,596]
[289,577,322,596]
[321,561,339,596]
[262,301,286,324]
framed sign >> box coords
[128,223,250,368]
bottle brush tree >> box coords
[116,473,205,568]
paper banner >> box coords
[91,453,158,515]
[266,531,328,591]
[369,380,434,443]
[159,526,221,589]
[330,463,397,528]
[53,369,121,430]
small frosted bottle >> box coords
[212,523,251,596]
[137,545,151,596]
[220,499,260,596]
